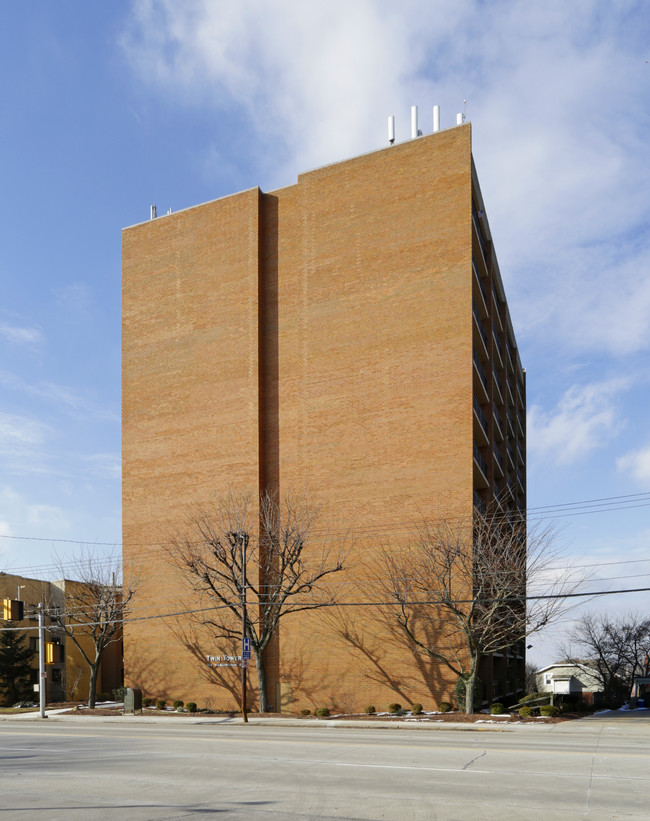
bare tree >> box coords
[48,551,137,709]
[564,613,650,705]
[166,490,347,712]
[524,661,539,695]
[378,509,578,713]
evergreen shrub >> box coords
[540,705,559,717]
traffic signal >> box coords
[45,642,62,664]
[2,598,24,621]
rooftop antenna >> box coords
[433,105,440,133]
[150,205,157,220]
[411,106,423,138]
[463,99,467,122]
[388,115,395,145]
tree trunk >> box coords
[464,657,479,714]
[88,661,100,709]
[254,650,268,712]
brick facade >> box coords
[122,124,526,711]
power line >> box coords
[3,585,650,633]
[3,491,650,555]
[3,489,650,581]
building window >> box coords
[51,669,62,686]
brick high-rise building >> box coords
[122,122,526,711]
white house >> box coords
[536,662,604,705]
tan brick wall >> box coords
[122,188,262,703]
[122,126,480,711]
[270,126,474,711]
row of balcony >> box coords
[471,214,524,401]
[474,394,525,457]
[473,303,525,409]
[474,351,525,420]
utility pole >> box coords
[240,532,248,724]
[37,604,47,719]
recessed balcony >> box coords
[473,302,489,361]
[473,396,489,446]
[473,351,489,404]
[493,407,504,442]
[493,365,504,406]
[472,211,489,273]
[473,443,489,488]
[473,261,488,318]
[492,328,504,369]
[493,446,504,478]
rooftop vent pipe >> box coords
[411,106,420,139]
[388,115,395,145]
[456,113,463,126]
[150,205,157,219]
[433,105,440,133]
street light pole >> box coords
[241,532,248,724]
[38,604,47,719]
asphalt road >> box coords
[0,712,648,820]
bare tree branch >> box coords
[47,550,137,708]
[165,489,348,712]
[377,508,581,713]
[563,612,650,705]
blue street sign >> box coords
[242,637,250,654]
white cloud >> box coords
[0,487,70,568]
[0,323,44,346]
[0,370,118,422]
[617,445,650,488]
[120,0,469,180]
[120,0,650,359]
[527,379,627,465]
[0,413,49,451]
[82,453,122,481]
[25,503,70,532]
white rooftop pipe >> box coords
[388,115,395,145]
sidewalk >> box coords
[4,705,649,733]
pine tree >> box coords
[0,621,35,706]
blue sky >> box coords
[1,1,649,664]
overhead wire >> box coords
[3,584,650,633]
[2,489,649,581]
